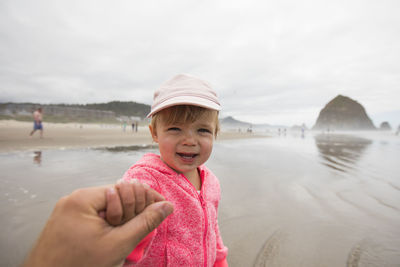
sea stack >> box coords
[379,121,391,131]
[313,95,376,131]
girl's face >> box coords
[149,112,216,178]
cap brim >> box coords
[147,96,221,118]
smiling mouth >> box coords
[177,152,198,159]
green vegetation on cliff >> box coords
[66,101,150,118]
[0,101,151,123]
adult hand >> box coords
[105,179,165,226]
[23,185,173,267]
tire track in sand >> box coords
[253,229,285,267]
[347,243,362,267]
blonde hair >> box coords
[151,105,220,136]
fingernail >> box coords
[129,179,138,184]
[108,187,116,195]
[159,202,174,219]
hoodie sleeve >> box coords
[121,167,160,264]
[122,166,160,191]
[214,219,229,267]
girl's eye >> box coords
[198,128,212,134]
[167,127,180,131]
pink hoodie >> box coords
[122,153,228,267]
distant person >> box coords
[135,121,138,132]
[117,74,228,266]
[22,183,173,267]
[30,108,43,138]
[131,122,135,132]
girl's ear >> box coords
[149,125,158,143]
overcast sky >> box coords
[0,0,399,127]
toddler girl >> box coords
[116,74,228,266]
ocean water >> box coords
[0,132,399,266]
[210,132,400,266]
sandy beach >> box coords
[0,120,264,152]
[1,121,399,266]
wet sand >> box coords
[1,125,399,266]
[0,120,263,152]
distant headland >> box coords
[1,97,396,132]
[0,101,150,123]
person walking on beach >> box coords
[30,107,43,138]
[114,74,228,266]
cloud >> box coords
[0,0,399,126]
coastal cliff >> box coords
[313,95,376,130]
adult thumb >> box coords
[115,201,174,249]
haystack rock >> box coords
[379,121,391,130]
[313,95,376,130]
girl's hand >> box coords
[103,179,165,226]
[23,185,173,267]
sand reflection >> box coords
[314,134,372,172]
[33,151,42,166]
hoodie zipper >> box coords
[179,173,208,267]
[199,193,208,267]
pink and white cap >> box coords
[147,74,221,118]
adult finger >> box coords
[105,187,123,226]
[142,183,165,207]
[132,181,146,214]
[142,183,155,208]
[114,201,174,250]
[145,188,155,207]
[117,182,136,222]
[148,186,166,203]
[68,185,111,213]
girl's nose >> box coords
[182,130,196,145]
